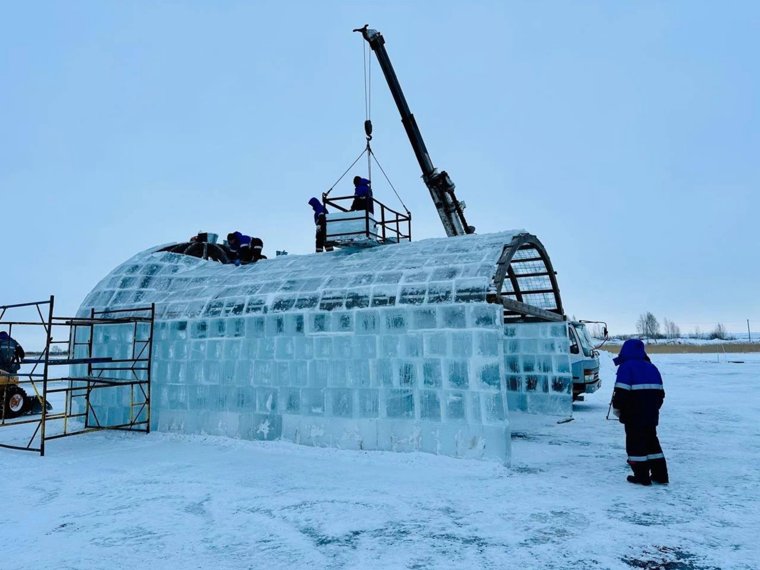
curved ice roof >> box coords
[80,230,564,319]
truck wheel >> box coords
[2,385,28,419]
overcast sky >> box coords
[1,1,757,334]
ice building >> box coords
[78,230,572,464]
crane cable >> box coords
[362,39,409,214]
[363,39,372,182]
[370,148,409,215]
[326,33,409,219]
[362,41,372,125]
[326,41,372,197]
[324,146,367,196]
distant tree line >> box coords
[632,312,732,341]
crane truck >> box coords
[354,25,602,402]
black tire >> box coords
[2,384,28,419]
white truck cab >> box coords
[568,321,602,401]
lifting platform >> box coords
[322,195,411,249]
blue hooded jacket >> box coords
[227,231,252,251]
[353,177,371,199]
[612,339,664,427]
[308,197,328,225]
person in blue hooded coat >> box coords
[612,338,669,485]
[308,197,333,253]
[350,176,374,214]
[227,231,265,265]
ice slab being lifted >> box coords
[325,211,381,247]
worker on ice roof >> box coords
[350,176,374,214]
[227,231,265,265]
[309,197,333,253]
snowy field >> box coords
[3,352,759,570]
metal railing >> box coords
[323,195,411,245]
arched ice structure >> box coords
[78,230,572,464]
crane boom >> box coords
[355,25,475,237]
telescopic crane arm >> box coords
[354,25,475,237]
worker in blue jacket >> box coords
[350,176,374,214]
[0,331,25,374]
[309,197,333,253]
[227,231,265,265]
[612,338,669,485]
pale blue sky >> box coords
[1,1,757,334]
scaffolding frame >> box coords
[0,297,154,456]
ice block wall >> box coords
[504,322,572,415]
[77,230,555,464]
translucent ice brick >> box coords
[398,362,417,387]
[424,332,448,356]
[447,361,469,389]
[380,335,400,357]
[357,389,379,418]
[330,389,353,417]
[373,360,394,387]
[423,360,443,387]
[451,331,473,357]
[412,308,437,329]
[479,363,501,390]
[349,359,371,387]
[302,389,325,415]
[356,310,378,334]
[440,306,466,328]
[476,331,500,357]
[445,392,466,420]
[384,310,408,332]
[385,389,415,418]
[419,391,442,420]
[307,360,329,387]
[483,393,505,423]
[402,334,422,357]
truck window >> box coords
[568,328,580,354]
[575,325,594,357]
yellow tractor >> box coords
[1,333,50,420]
[0,371,31,419]
[1,370,51,420]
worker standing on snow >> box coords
[309,197,333,253]
[611,338,669,486]
[350,176,374,214]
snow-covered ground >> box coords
[3,353,758,569]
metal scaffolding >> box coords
[0,297,154,456]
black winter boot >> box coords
[627,462,652,485]
[650,458,669,484]
[627,475,652,486]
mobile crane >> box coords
[355,25,603,401]
[354,25,475,238]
